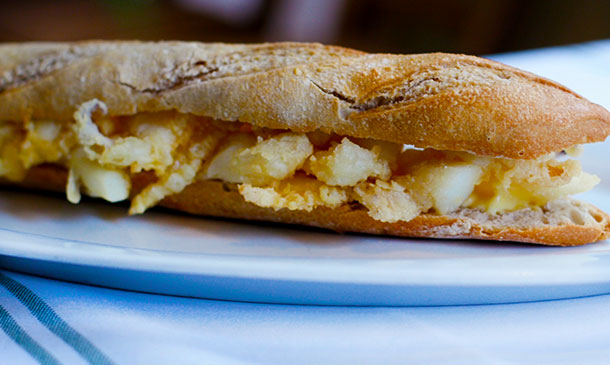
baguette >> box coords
[1,41,610,246]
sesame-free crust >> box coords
[1,41,609,158]
[13,165,610,246]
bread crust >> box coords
[13,164,610,247]
[1,41,609,159]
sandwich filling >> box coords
[0,99,599,222]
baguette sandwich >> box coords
[1,41,609,246]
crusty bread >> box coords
[14,165,610,246]
[1,41,609,158]
[2,41,610,246]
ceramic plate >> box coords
[1,48,610,306]
[0,142,609,306]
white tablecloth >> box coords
[2,39,610,364]
[4,270,610,364]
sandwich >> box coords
[1,41,609,246]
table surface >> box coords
[2,40,610,365]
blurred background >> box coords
[1,0,609,55]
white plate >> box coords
[1,142,609,306]
[3,45,610,306]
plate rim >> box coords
[2,226,610,288]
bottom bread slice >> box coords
[11,164,610,246]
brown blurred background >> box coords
[1,0,609,55]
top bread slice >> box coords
[1,41,609,159]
